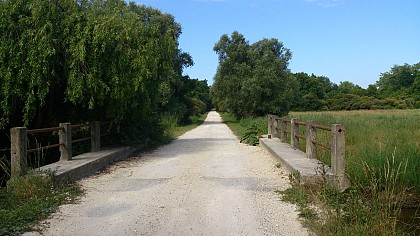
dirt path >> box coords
[28,111,308,236]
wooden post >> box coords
[331,124,345,175]
[59,123,72,161]
[331,124,350,191]
[306,123,317,159]
[279,119,287,143]
[291,119,299,149]
[10,127,27,178]
[267,115,274,138]
[272,117,278,138]
[91,121,100,152]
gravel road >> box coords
[28,111,308,236]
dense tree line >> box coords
[211,31,419,115]
[0,0,211,147]
[291,62,420,111]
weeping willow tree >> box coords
[0,0,200,145]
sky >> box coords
[135,0,420,88]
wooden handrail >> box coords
[295,121,306,126]
[311,123,332,131]
[297,135,306,140]
[266,114,348,190]
[11,121,103,179]
[27,126,63,134]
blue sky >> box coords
[136,0,420,88]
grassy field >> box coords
[287,110,420,235]
[221,109,420,235]
[223,109,420,192]
[288,109,420,192]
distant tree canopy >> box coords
[0,0,211,145]
[210,30,420,115]
[376,63,420,100]
[290,62,420,111]
[211,31,297,118]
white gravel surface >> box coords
[27,111,308,236]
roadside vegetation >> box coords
[0,174,81,235]
[161,112,209,142]
[221,110,419,235]
[219,113,266,146]
[284,109,419,235]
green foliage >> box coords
[0,0,211,149]
[291,72,333,111]
[0,0,212,186]
[170,113,208,138]
[159,114,180,141]
[158,112,208,144]
[280,187,317,219]
[240,122,259,146]
[220,113,266,145]
[212,32,296,118]
[0,175,81,235]
[291,62,420,112]
[0,157,10,183]
[279,158,414,236]
[377,63,420,99]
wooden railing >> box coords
[267,114,347,185]
[10,121,103,179]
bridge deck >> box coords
[35,147,135,181]
[259,136,334,183]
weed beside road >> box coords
[0,175,81,235]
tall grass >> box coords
[282,109,420,235]
[288,109,420,192]
[221,109,419,235]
